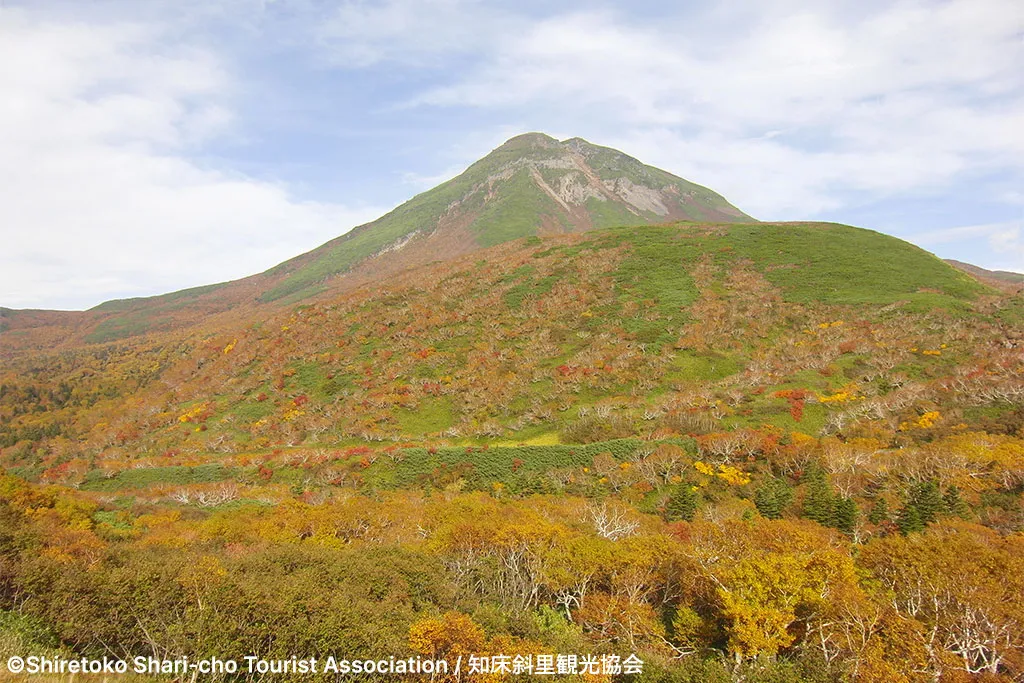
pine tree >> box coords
[910,481,943,525]
[802,466,836,527]
[897,504,924,535]
[868,497,890,525]
[754,484,780,519]
[943,485,970,519]
[754,477,792,520]
[834,497,858,534]
[665,483,698,522]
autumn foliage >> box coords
[0,225,1021,680]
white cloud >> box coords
[911,221,1023,273]
[400,166,464,190]
[0,9,383,310]
[316,0,520,67]
[912,221,1019,246]
[406,0,1023,218]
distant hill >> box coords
[945,259,1024,292]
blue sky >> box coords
[1,0,1021,310]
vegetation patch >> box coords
[80,464,235,492]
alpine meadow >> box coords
[1,133,1023,683]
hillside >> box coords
[946,259,1024,292]
[257,133,752,303]
[1,155,1023,681]
[2,220,1012,467]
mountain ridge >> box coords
[945,259,1024,292]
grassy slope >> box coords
[596,221,985,315]
[666,222,981,305]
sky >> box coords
[1,0,1021,311]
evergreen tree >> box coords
[754,485,780,519]
[897,504,924,535]
[943,485,970,519]
[802,465,836,527]
[754,477,793,520]
[665,483,698,522]
[834,497,858,534]
[909,481,943,525]
[867,497,890,525]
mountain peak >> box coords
[254,133,755,302]
[489,133,618,160]
[561,136,601,151]
[496,132,560,150]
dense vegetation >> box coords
[0,221,1021,681]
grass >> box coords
[90,282,227,313]
[229,397,276,423]
[503,272,561,310]
[394,398,455,435]
[993,293,1024,325]
[666,351,741,382]
[288,361,326,394]
[584,196,651,230]
[709,223,988,306]
[365,438,646,488]
[472,169,565,247]
[587,223,989,319]
[493,432,561,447]
[80,464,235,492]
[84,283,231,343]
[84,312,157,343]
[609,227,700,315]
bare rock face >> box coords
[475,133,750,225]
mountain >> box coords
[257,132,753,303]
[0,133,753,347]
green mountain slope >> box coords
[257,133,752,302]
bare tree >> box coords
[586,502,639,541]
